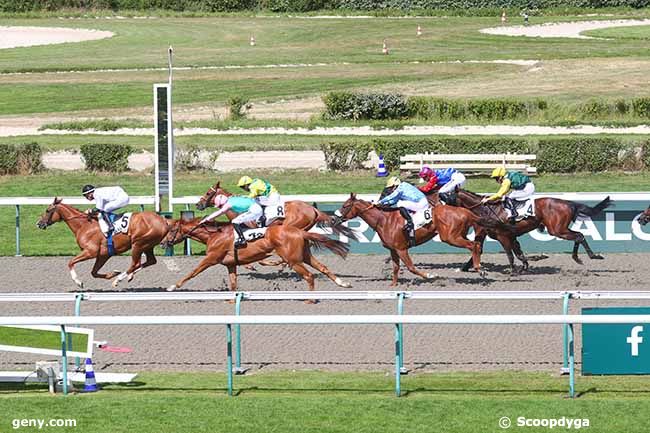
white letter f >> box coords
[627,326,644,357]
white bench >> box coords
[399,153,537,176]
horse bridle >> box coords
[335,201,374,222]
[40,203,86,226]
[200,185,218,208]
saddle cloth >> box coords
[236,227,267,246]
[260,203,286,226]
[506,198,536,221]
[98,213,132,237]
[412,206,433,230]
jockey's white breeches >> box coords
[256,192,282,207]
[507,182,535,201]
[232,202,263,225]
[99,194,130,213]
[438,172,466,194]
[396,198,429,213]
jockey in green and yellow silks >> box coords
[482,167,535,221]
[237,176,283,225]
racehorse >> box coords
[162,218,352,296]
[36,198,170,288]
[196,181,355,238]
[446,189,613,268]
[333,194,496,285]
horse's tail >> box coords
[312,204,359,241]
[303,232,350,259]
[573,196,613,221]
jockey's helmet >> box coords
[418,166,433,180]
[491,167,507,179]
[214,194,228,208]
[82,184,95,196]
[237,176,253,187]
[386,176,401,188]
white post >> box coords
[167,46,174,214]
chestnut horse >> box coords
[447,189,612,269]
[196,181,354,237]
[638,206,650,225]
[334,194,497,285]
[162,218,352,294]
[36,198,169,288]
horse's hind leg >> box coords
[581,237,604,260]
[390,249,401,286]
[127,247,158,283]
[114,245,144,288]
[547,228,587,265]
[304,250,351,288]
[512,239,529,271]
[289,263,317,304]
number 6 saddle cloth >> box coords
[412,206,433,230]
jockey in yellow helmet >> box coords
[482,167,535,221]
[237,176,282,226]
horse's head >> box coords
[196,181,219,210]
[440,189,458,206]
[37,197,64,229]
[639,206,650,226]
[160,219,184,249]
[196,182,231,211]
[334,193,372,223]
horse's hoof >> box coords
[304,299,318,305]
[335,277,352,288]
[425,273,438,279]
[111,279,120,288]
[166,285,176,292]
[127,273,135,282]
[479,270,487,278]
[573,257,584,266]
[455,268,462,273]
[592,255,604,260]
[76,281,84,289]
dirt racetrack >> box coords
[0,252,646,374]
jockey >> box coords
[418,166,466,201]
[82,184,130,236]
[482,167,535,222]
[376,176,429,247]
[237,176,283,226]
[200,194,260,248]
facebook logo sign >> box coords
[627,326,644,357]
[583,308,650,375]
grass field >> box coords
[0,170,647,256]
[0,326,88,352]
[2,15,650,120]
[2,371,650,433]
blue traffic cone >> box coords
[83,358,99,392]
[376,154,388,177]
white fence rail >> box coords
[2,312,649,397]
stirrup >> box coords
[234,237,247,248]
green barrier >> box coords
[583,307,650,375]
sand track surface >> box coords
[0,26,113,49]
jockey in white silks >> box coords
[82,184,130,236]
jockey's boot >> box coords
[233,223,247,248]
[258,206,267,228]
[100,212,114,237]
[505,198,519,224]
[438,192,452,205]
[399,208,417,247]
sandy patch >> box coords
[481,19,650,39]
[0,26,113,49]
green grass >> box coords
[0,326,88,352]
[0,170,648,256]
[3,371,650,433]
[3,15,650,117]
[586,24,650,40]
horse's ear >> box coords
[216,181,221,188]
[54,197,62,204]
[350,192,356,199]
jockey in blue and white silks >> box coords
[378,177,429,214]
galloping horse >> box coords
[334,194,497,285]
[162,218,352,295]
[37,198,170,288]
[447,189,612,268]
[196,181,354,237]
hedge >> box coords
[2,0,648,11]
[0,142,42,175]
[324,93,650,122]
[318,137,641,173]
[80,143,133,172]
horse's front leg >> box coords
[67,250,96,289]
[168,250,225,292]
[90,254,120,280]
[396,249,437,280]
